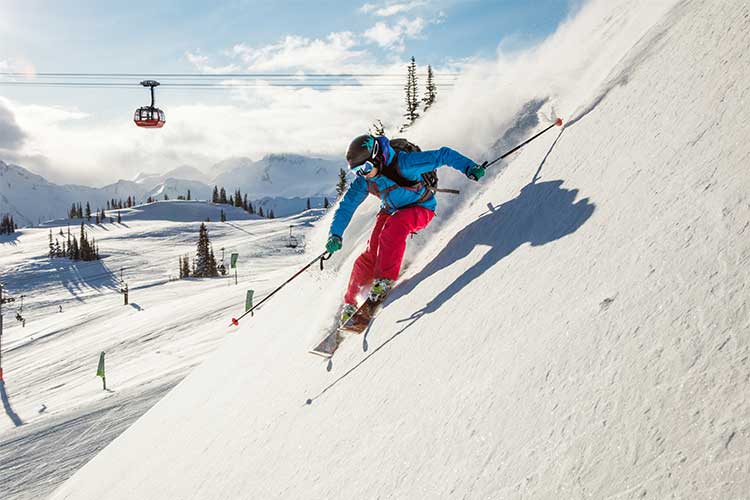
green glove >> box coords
[326,235,342,254]
[467,161,488,181]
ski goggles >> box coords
[351,160,375,177]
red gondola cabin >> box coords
[134,80,166,128]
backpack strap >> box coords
[384,153,435,205]
[381,153,422,189]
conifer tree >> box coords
[401,56,420,131]
[85,202,92,221]
[187,189,191,201]
[243,194,248,211]
[220,209,226,223]
[336,169,348,199]
[71,237,80,260]
[268,209,275,219]
[182,254,191,278]
[324,197,329,209]
[219,187,227,204]
[212,186,219,203]
[49,229,54,257]
[228,195,234,206]
[422,64,436,112]
[79,222,89,260]
[117,211,122,224]
[258,206,264,217]
[370,119,385,136]
[194,223,213,277]
[306,198,311,210]
[208,245,218,277]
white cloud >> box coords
[364,17,426,51]
[360,1,428,17]
[0,56,36,75]
[7,27,432,185]
[0,62,414,185]
[230,32,370,73]
[0,98,26,150]
[185,51,241,74]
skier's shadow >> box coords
[391,179,596,321]
[306,179,596,406]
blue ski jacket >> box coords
[330,139,477,238]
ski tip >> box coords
[231,318,239,326]
[555,117,563,127]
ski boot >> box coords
[368,278,394,303]
[340,303,358,325]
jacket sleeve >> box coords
[329,176,368,238]
[398,147,478,178]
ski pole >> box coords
[230,251,331,326]
[485,117,563,169]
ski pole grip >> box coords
[320,252,333,270]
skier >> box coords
[326,134,486,324]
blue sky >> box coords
[2,1,573,93]
[0,0,578,184]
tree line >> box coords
[69,201,123,223]
[212,186,276,219]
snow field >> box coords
[0,202,323,498]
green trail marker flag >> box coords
[245,290,254,312]
[230,253,239,269]
[96,352,105,378]
[96,351,107,390]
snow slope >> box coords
[0,201,322,498]
[44,0,750,498]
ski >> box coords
[309,329,341,358]
[309,286,392,358]
[338,297,382,334]
[308,299,380,358]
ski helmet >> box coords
[346,134,381,170]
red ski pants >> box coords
[344,206,434,305]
